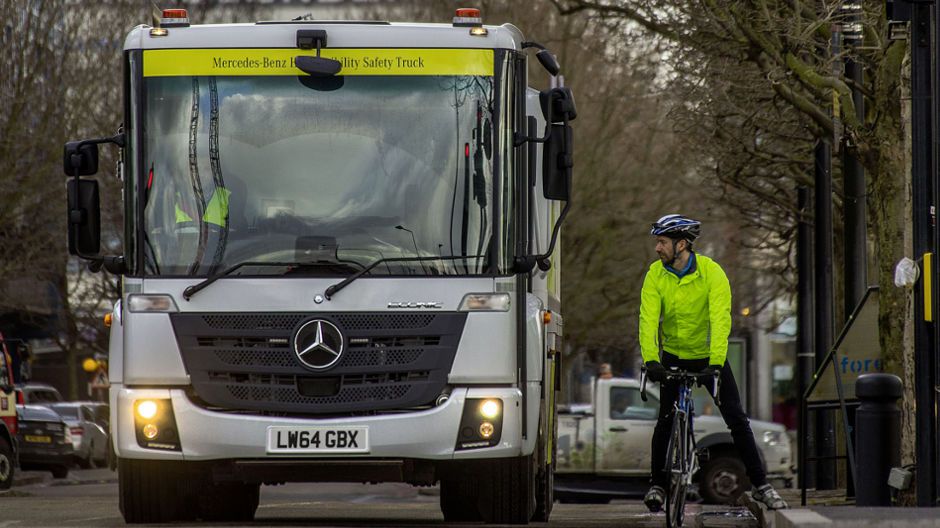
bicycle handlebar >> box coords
[639,365,721,406]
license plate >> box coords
[266,426,369,454]
[24,435,51,443]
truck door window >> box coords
[609,387,658,421]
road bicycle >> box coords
[641,366,720,528]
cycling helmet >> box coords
[650,214,701,242]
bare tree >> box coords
[0,0,266,398]
[552,0,913,489]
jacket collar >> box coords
[665,251,696,279]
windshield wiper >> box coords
[182,260,363,301]
[324,255,484,300]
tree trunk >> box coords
[867,50,915,503]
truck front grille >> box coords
[170,312,466,415]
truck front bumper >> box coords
[112,384,524,461]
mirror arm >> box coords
[514,194,572,274]
[87,255,126,274]
[513,98,555,147]
[513,129,550,147]
[70,133,125,154]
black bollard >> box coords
[854,373,903,506]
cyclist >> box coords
[639,214,788,511]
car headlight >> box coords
[762,431,784,446]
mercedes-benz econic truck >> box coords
[63,7,575,524]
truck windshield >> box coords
[141,73,499,277]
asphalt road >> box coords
[0,468,760,527]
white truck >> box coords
[556,378,793,504]
[62,7,575,524]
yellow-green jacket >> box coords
[639,253,732,366]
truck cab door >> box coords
[596,384,659,476]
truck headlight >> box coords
[135,400,158,420]
[127,294,179,313]
[458,293,510,312]
[762,431,784,446]
[133,399,180,451]
[480,399,501,419]
[456,398,503,450]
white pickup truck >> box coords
[555,377,792,504]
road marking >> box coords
[68,516,118,524]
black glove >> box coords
[645,361,667,382]
[696,365,722,387]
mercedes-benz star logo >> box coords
[293,319,344,370]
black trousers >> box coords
[649,351,767,489]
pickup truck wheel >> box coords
[477,455,536,524]
[440,475,481,522]
[699,454,749,504]
[51,465,69,479]
[0,436,13,490]
[119,458,188,523]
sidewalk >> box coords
[764,489,940,527]
[9,467,117,489]
[775,507,940,528]
[708,488,940,528]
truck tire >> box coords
[0,436,13,490]
[533,399,557,522]
[477,455,536,524]
[699,454,749,504]
[199,481,260,522]
[440,474,481,522]
[119,458,187,523]
[532,460,554,521]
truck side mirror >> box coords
[543,124,572,201]
[63,141,99,176]
[540,87,576,201]
[67,178,101,256]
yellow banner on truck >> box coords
[143,48,494,77]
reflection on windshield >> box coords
[142,73,498,277]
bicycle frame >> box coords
[640,367,720,528]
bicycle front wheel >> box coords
[665,412,687,528]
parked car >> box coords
[15,383,63,404]
[49,402,109,468]
[556,377,793,504]
[15,405,73,478]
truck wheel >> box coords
[532,460,554,521]
[440,475,481,522]
[0,436,13,490]
[199,481,260,522]
[699,454,749,504]
[533,398,557,522]
[51,465,69,479]
[477,455,536,524]
[119,458,187,523]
